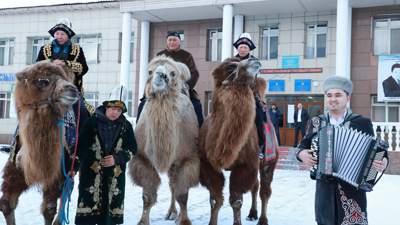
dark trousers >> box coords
[273,124,281,145]
[136,96,204,127]
[293,122,306,147]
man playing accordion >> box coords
[296,76,388,225]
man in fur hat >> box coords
[296,76,388,225]
[233,32,257,60]
[75,93,137,225]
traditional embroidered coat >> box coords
[36,41,88,92]
[75,107,136,225]
[298,112,381,225]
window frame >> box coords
[371,95,400,122]
[373,17,400,55]
[72,34,102,64]
[0,92,12,119]
[260,25,279,60]
[304,23,327,59]
[206,28,222,62]
[0,38,15,66]
[28,36,50,64]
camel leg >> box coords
[199,158,224,225]
[129,154,161,225]
[0,161,29,225]
[164,182,177,220]
[41,181,62,225]
[229,163,258,225]
[246,178,259,221]
[257,161,276,225]
[169,155,199,225]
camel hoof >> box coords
[137,220,149,225]
[176,218,192,225]
[257,217,268,225]
[0,198,11,215]
[246,209,258,221]
[165,209,178,220]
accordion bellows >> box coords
[310,125,387,191]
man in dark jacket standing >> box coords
[269,103,282,145]
[296,76,388,225]
[293,102,309,147]
[137,31,204,126]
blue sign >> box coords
[0,73,15,81]
[282,56,300,69]
[269,80,285,92]
[295,79,311,92]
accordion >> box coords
[310,125,388,192]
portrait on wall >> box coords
[378,55,400,102]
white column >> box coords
[221,4,233,61]
[138,20,150,102]
[120,12,132,87]
[233,14,244,55]
[336,0,352,79]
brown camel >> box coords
[199,58,278,225]
[129,56,199,225]
[0,61,79,225]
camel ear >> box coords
[176,62,190,81]
[16,71,28,82]
[246,59,261,76]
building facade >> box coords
[121,0,400,146]
[0,0,139,142]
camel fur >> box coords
[0,61,79,225]
[199,58,278,225]
[129,56,199,225]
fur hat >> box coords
[323,76,353,95]
[48,18,75,38]
[233,33,256,50]
[167,31,181,39]
[102,85,128,113]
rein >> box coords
[58,99,81,225]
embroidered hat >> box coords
[233,33,256,50]
[102,85,128,113]
[48,18,76,38]
[323,76,353,95]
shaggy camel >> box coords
[199,58,278,225]
[0,61,79,225]
[129,56,199,225]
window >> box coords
[374,18,400,55]
[206,28,222,61]
[0,92,11,118]
[73,34,101,64]
[371,95,400,122]
[305,23,327,59]
[167,30,185,48]
[0,38,15,66]
[260,26,279,60]
[29,37,50,64]
[118,32,134,63]
[84,92,99,109]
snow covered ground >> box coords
[0,152,398,225]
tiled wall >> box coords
[351,5,400,116]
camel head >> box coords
[145,56,190,98]
[15,61,79,115]
[212,57,261,88]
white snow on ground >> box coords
[0,152,398,225]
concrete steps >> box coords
[276,146,308,171]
